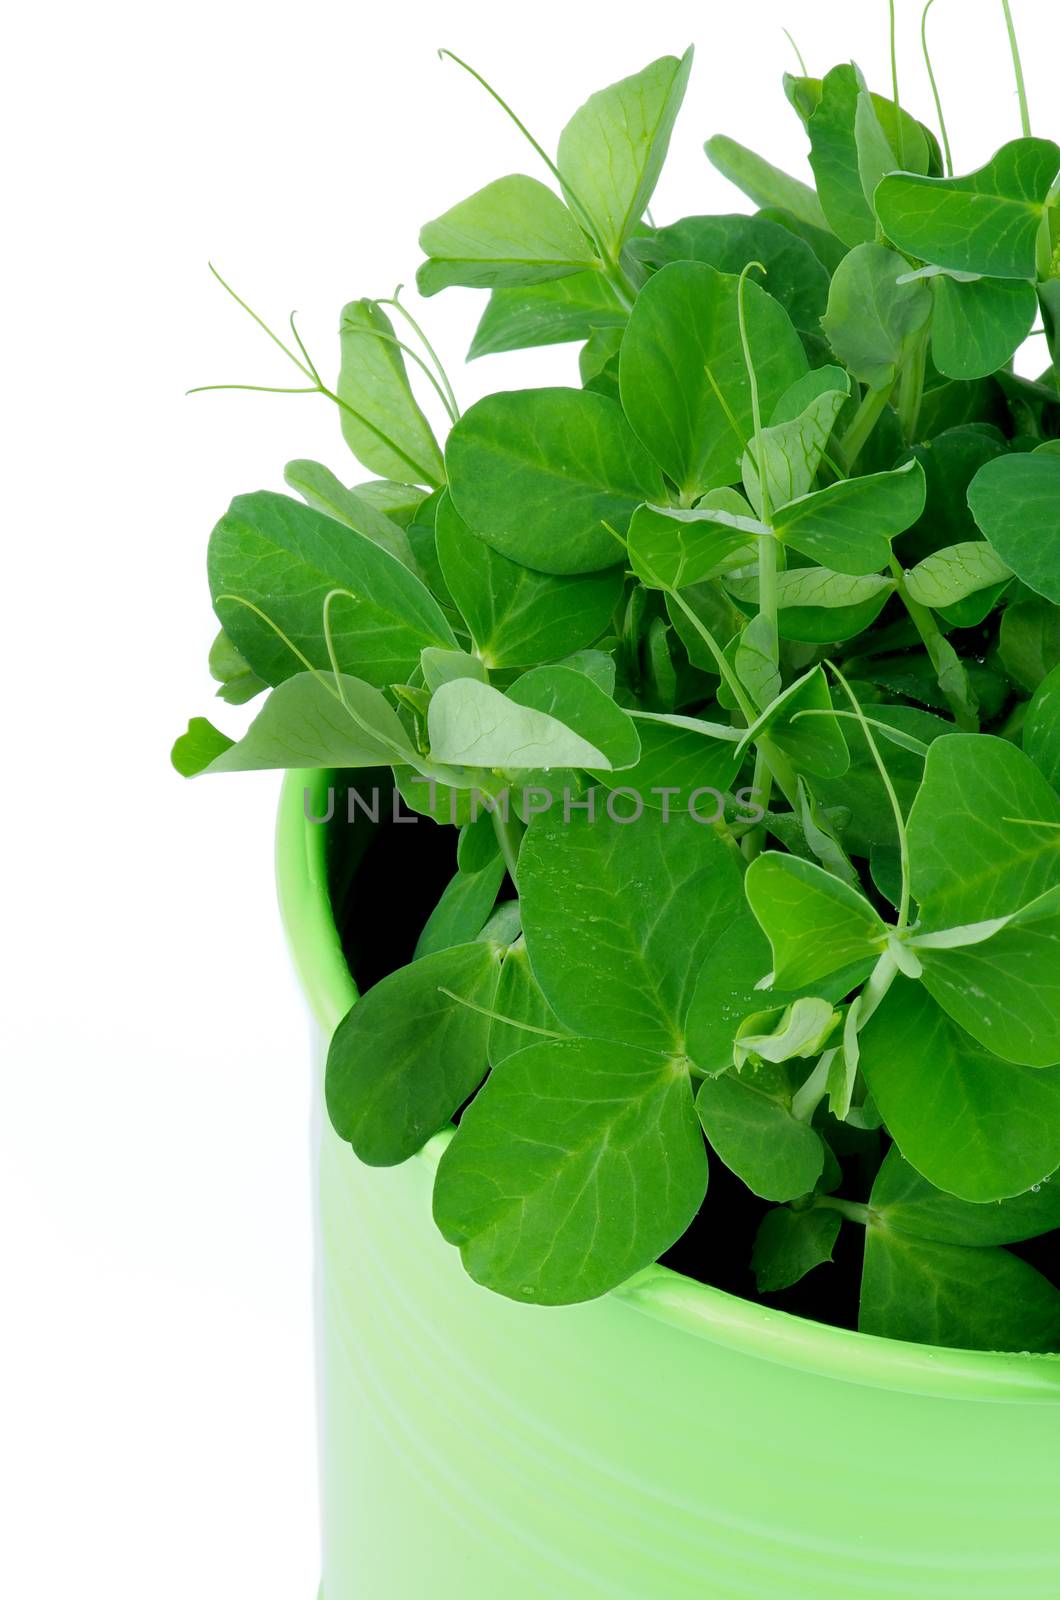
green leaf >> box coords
[446,387,663,575]
[904,541,1012,609]
[870,1145,1060,1247]
[915,887,1060,1067]
[1025,663,1060,787]
[416,175,598,295]
[283,458,418,568]
[349,479,430,527]
[557,50,694,261]
[176,672,409,776]
[733,997,839,1067]
[171,716,235,777]
[758,206,847,274]
[704,135,830,233]
[207,491,456,688]
[427,678,611,771]
[468,273,627,359]
[207,629,266,706]
[435,492,621,668]
[580,326,623,393]
[999,598,1060,694]
[619,261,807,500]
[487,938,566,1066]
[775,461,926,577]
[744,852,886,988]
[875,138,1060,279]
[325,941,503,1165]
[736,666,850,779]
[859,1224,1060,1351]
[685,911,871,1075]
[724,567,895,645]
[967,449,1060,603]
[805,65,879,246]
[520,805,745,1052]
[596,716,741,812]
[784,72,937,177]
[629,212,830,334]
[858,981,1060,1201]
[899,426,1006,565]
[507,665,641,771]
[930,276,1039,381]
[741,367,851,516]
[414,854,507,960]
[907,734,1060,930]
[336,301,445,487]
[753,1206,841,1293]
[854,85,898,211]
[821,243,932,389]
[695,1065,825,1201]
[734,613,781,707]
[433,1038,706,1304]
[627,497,764,591]
[420,646,487,693]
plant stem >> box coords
[438,49,608,263]
[667,590,758,722]
[1000,0,1031,137]
[889,0,906,169]
[601,260,637,311]
[791,1049,836,1122]
[757,530,780,664]
[814,1195,871,1226]
[742,752,774,863]
[827,663,913,927]
[897,333,928,445]
[836,383,893,471]
[888,557,979,732]
[742,533,781,862]
[921,0,954,176]
[491,803,525,887]
[379,289,462,421]
[857,949,900,1030]
[438,988,565,1039]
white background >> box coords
[3,2,1055,1595]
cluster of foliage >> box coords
[177,14,1060,1352]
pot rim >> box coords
[277,769,1060,1404]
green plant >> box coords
[176,10,1060,1352]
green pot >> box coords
[277,770,1060,1600]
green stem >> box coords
[736,262,772,526]
[827,663,913,928]
[889,0,906,168]
[601,260,637,311]
[757,531,780,662]
[491,804,525,886]
[438,988,565,1039]
[438,49,607,262]
[897,333,928,445]
[378,289,462,421]
[667,590,758,723]
[857,949,900,1029]
[783,27,809,77]
[742,751,774,863]
[814,1195,871,1226]
[791,1049,836,1122]
[836,383,893,471]
[921,0,954,176]
[888,557,979,733]
[1000,0,1031,137]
